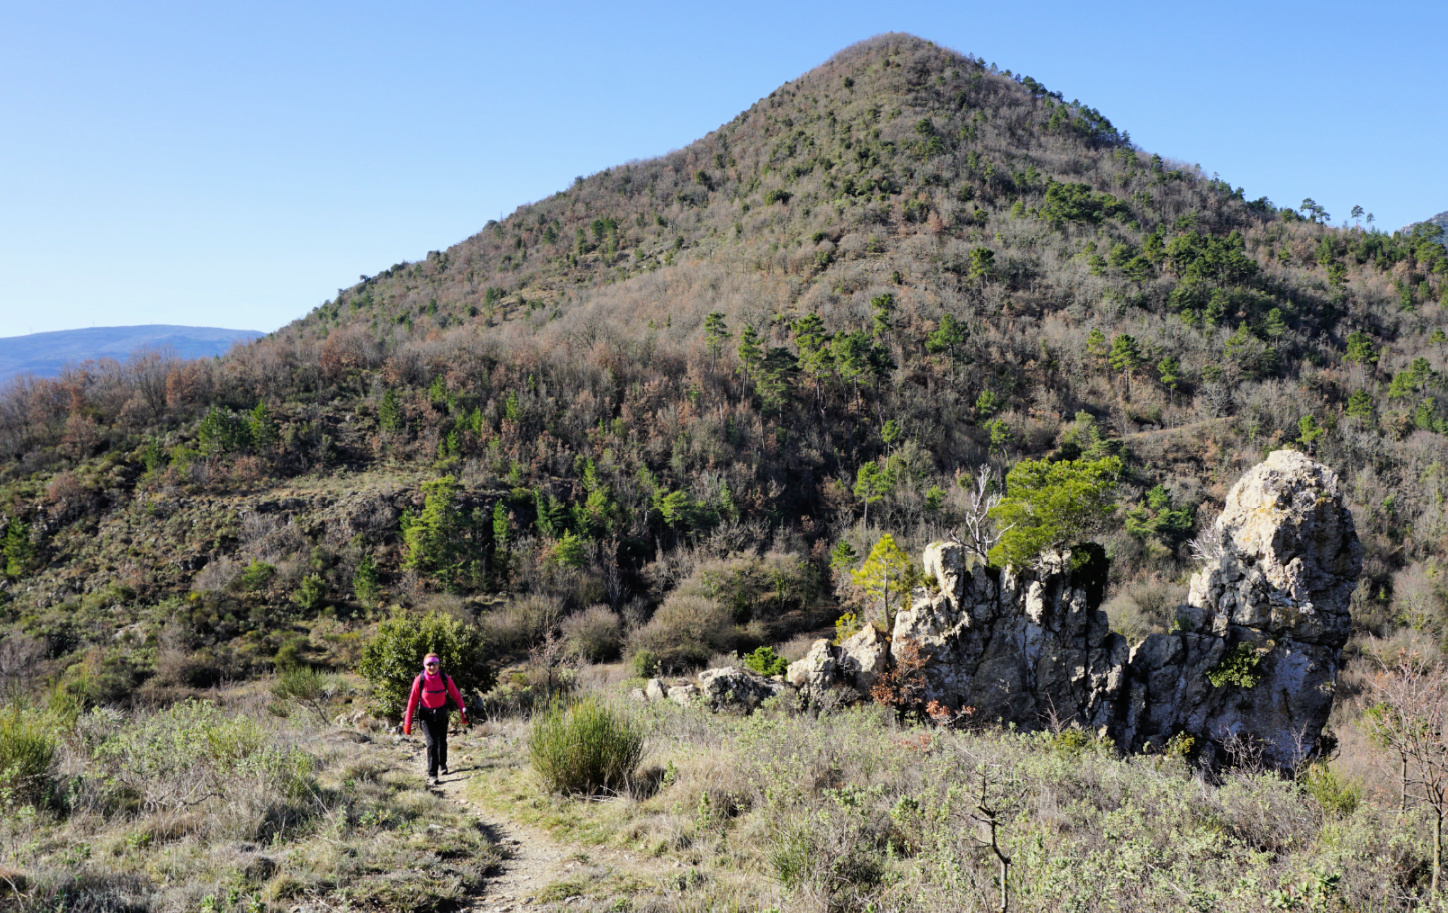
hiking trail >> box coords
[395,729,675,911]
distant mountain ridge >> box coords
[0,324,263,385]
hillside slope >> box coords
[1,33,1447,694]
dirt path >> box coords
[399,733,673,911]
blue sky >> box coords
[2,1,1445,337]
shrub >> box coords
[358,608,495,717]
[1208,643,1264,689]
[271,665,345,723]
[626,593,735,672]
[631,648,660,678]
[744,646,788,676]
[834,611,863,645]
[93,700,316,835]
[560,605,623,662]
[294,574,328,611]
[240,560,277,592]
[1300,761,1362,817]
[476,593,564,654]
[0,704,56,806]
[527,698,644,795]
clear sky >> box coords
[3,0,1445,337]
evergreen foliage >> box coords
[358,609,494,717]
[987,457,1121,569]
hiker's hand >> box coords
[403,726,411,737]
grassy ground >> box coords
[458,682,1429,913]
[0,684,503,912]
[0,663,1438,912]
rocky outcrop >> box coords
[697,667,786,711]
[786,450,1360,770]
[786,624,889,698]
[889,543,1126,733]
[1117,450,1360,768]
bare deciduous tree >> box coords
[1363,651,1448,897]
[954,464,1010,562]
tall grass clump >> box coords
[92,699,316,838]
[0,703,56,806]
[527,698,645,795]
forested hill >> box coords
[3,33,1448,693]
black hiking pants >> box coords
[417,706,450,778]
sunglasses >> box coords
[425,661,439,667]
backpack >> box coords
[416,670,459,712]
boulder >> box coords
[666,683,699,705]
[785,623,890,705]
[697,667,786,711]
[839,624,890,692]
[786,638,838,696]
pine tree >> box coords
[1346,389,1374,420]
[703,312,731,365]
[851,533,916,632]
[1109,334,1141,395]
[987,457,1120,569]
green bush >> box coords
[271,665,345,723]
[631,648,660,678]
[1300,761,1362,817]
[527,698,645,795]
[744,646,788,677]
[240,560,277,592]
[834,611,863,645]
[1207,643,1264,689]
[358,608,495,718]
[294,574,328,611]
[0,704,56,806]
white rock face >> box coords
[785,449,1360,770]
[1119,450,1360,768]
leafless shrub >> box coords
[954,464,1008,562]
[627,593,736,672]
[561,605,624,662]
[476,593,565,654]
[0,633,44,697]
[190,556,240,593]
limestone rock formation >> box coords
[890,543,1126,732]
[786,623,890,698]
[1118,449,1361,768]
[785,449,1360,770]
[697,667,786,711]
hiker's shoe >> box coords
[430,777,440,786]
[440,765,449,775]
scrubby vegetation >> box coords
[459,680,1441,912]
[527,697,646,796]
[0,689,500,911]
[1,30,1448,910]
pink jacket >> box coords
[403,669,467,734]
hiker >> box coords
[403,653,469,785]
